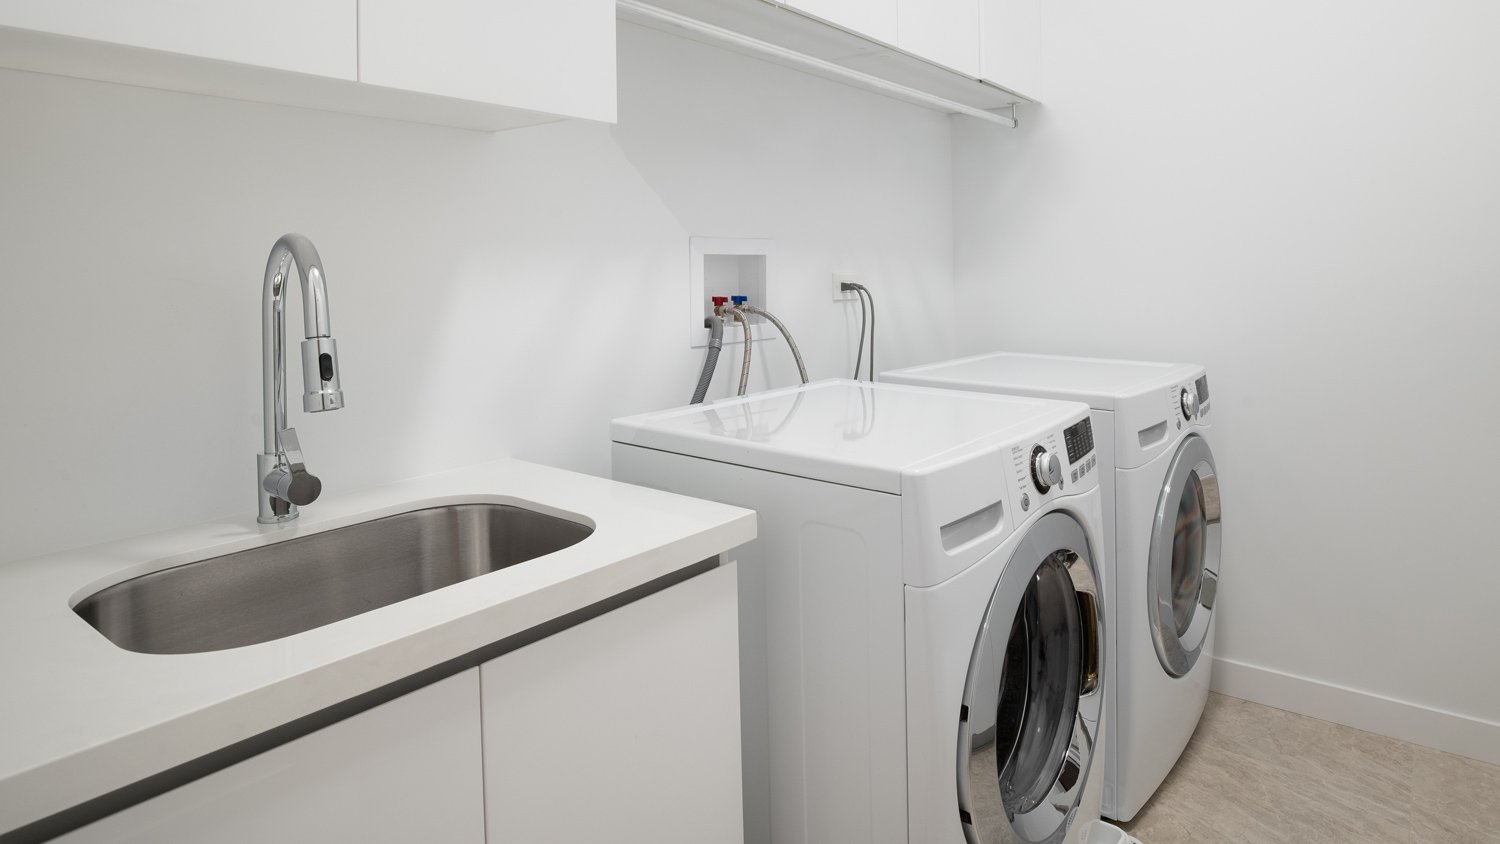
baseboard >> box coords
[1210,656,1500,767]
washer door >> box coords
[1147,434,1223,677]
[957,512,1104,844]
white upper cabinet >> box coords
[782,0,898,47]
[0,0,615,131]
[0,0,356,79]
[357,0,616,123]
[897,0,980,77]
[980,0,1043,99]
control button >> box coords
[1071,469,1078,483]
[1020,493,1030,512]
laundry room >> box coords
[0,2,1494,843]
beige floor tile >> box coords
[1120,692,1500,844]
[1408,744,1500,842]
[1123,740,1294,844]
[1191,693,1414,806]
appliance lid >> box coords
[884,352,1202,410]
[611,379,1086,494]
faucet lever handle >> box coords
[277,427,308,472]
[263,427,323,506]
[264,426,322,507]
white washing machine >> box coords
[883,353,1222,822]
[612,379,1109,844]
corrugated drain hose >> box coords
[740,304,808,384]
[691,315,724,404]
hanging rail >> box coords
[616,0,1019,128]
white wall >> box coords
[0,21,955,563]
[954,1,1500,761]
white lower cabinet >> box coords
[53,567,741,843]
[481,563,744,844]
[58,669,486,844]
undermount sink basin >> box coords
[74,504,594,655]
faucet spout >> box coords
[259,234,344,524]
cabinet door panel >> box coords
[784,0,898,47]
[58,670,485,844]
[0,0,356,79]
[897,0,981,77]
[357,0,615,122]
[481,565,743,844]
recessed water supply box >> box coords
[689,237,771,349]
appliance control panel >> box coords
[1170,374,1211,427]
[1012,419,1097,512]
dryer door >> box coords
[957,512,1104,844]
[1147,433,1223,677]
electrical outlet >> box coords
[832,273,858,302]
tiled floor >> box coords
[1120,693,1500,843]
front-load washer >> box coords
[612,379,1109,844]
[883,353,1222,823]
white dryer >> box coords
[884,354,1221,823]
[612,380,1109,844]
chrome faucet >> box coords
[258,234,344,524]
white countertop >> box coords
[0,458,756,834]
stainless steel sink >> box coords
[74,504,594,654]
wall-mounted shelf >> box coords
[618,0,1031,127]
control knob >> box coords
[1031,445,1062,493]
[1180,387,1199,420]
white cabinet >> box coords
[897,0,980,77]
[43,567,738,842]
[357,0,616,123]
[980,0,1043,98]
[480,564,744,844]
[57,670,486,844]
[0,0,356,79]
[0,0,615,130]
[782,0,898,47]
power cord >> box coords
[841,282,875,380]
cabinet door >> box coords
[897,0,981,77]
[357,0,616,122]
[981,0,1044,98]
[783,0,898,47]
[58,669,486,844]
[481,565,743,844]
[0,0,356,79]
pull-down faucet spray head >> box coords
[301,331,344,412]
[259,233,344,524]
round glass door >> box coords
[958,513,1104,844]
[1148,434,1222,677]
